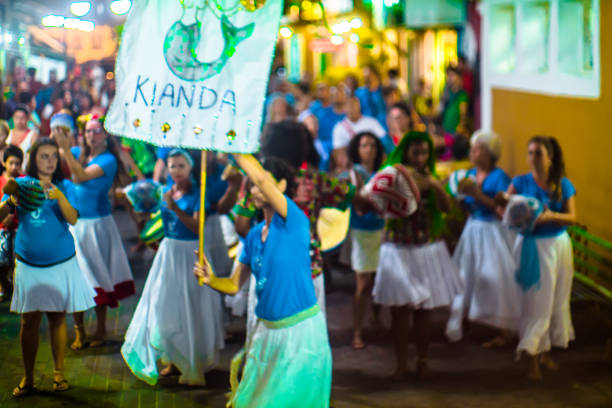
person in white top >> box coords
[7,105,38,169]
[331,97,386,173]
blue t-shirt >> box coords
[11,178,77,266]
[161,185,200,241]
[355,86,387,130]
[71,147,117,218]
[350,165,384,230]
[239,197,317,321]
[463,167,511,221]
[511,173,576,236]
[309,101,345,170]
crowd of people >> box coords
[0,58,577,406]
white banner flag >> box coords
[105,0,282,153]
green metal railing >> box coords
[568,226,612,303]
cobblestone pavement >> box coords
[0,210,610,408]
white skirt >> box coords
[11,256,96,314]
[232,311,332,408]
[373,241,464,308]
[446,218,520,341]
[246,273,326,339]
[71,215,135,307]
[205,214,232,278]
[514,232,575,357]
[121,238,225,386]
[349,228,383,273]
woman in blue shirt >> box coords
[446,130,520,345]
[122,149,224,386]
[54,117,134,350]
[194,155,332,408]
[506,136,577,381]
[346,131,385,350]
[0,138,95,397]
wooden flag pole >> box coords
[198,149,207,285]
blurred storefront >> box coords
[280,0,473,107]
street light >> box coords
[110,0,132,15]
[279,26,293,39]
[331,35,343,45]
[70,1,91,17]
[64,18,95,32]
[41,15,65,27]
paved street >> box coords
[0,210,611,408]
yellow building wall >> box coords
[492,2,612,241]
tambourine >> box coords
[317,208,351,253]
[3,177,46,213]
[502,195,542,233]
[362,165,420,219]
[123,179,163,213]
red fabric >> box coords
[93,280,136,308]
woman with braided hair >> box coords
[53,116,135,350]
[372,131,463,379]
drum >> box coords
[139,210,164,245]
[123,179,163,213]
[317,208,351,253]
[502,195,542,233]
[447,169,470,199]
[363,165,419,219]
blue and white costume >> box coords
[122,185,224,386]
[446,168,519,341]
[70,147,135,307]
[9,178,95,313]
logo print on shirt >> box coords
[29,208,46,227]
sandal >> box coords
[53,379,70,392]
[12,383,37,398]
[53,370,70,392]
[89,339,106,348]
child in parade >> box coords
[504,136,576,380]
[346,131,385,349]
[445,130,520,345]
[0,138,95,397]
[53,116,135,349]
[195,154,332,408]
[121,149,225,386]
[372,131,463,379]
[0,145,23,302]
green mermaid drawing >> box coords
[163,0,257,82]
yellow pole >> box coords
[198,149,207,285]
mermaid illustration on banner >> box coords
[164,0,267,82]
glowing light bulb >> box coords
[110,0,132,15]
[279,26,293,39]
[70,2,91,17]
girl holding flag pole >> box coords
[121,148,225,386]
